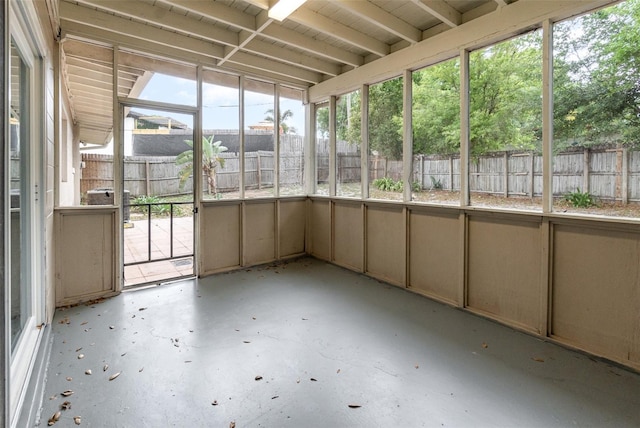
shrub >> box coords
[430,176,443,190]
[564,188,596,208]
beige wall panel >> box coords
[366,206,405,286]
[409,211,460,303]
[200,203,241,274]
[552,224,640,368]
[333,202,363,271]
[279,200,306,257]
[467,216,541,332]
[55,209,116,305]
[310,199,332,260]
[244,202,276,265]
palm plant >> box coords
[176,135,228,196]
[264,108,296,134]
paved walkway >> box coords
[123,216,194,286]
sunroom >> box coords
[3,0,640,426]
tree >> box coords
[177,135,228,196]
[264,108,296,134]
[553,0,640,149]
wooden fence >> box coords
[81,147,640,203]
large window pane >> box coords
[469,31,542,211]
[553,1,640,218]
[244,79,275,198]
[368,77,404,201]
[203,70,240,200]
[279,87,305,196]
[315,103,329,195]
[336,90,361,198]
[412,58,460,205]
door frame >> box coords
[117,98,200,288]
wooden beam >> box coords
[410,0,462,28]
[226,51,322,84]
[261,25,364,67]
[162,0,255,31]
[243,39,340,76]
[73,0,239,47]
[60,2,224,59]
[289,8,390,57]
[336,0,422,44]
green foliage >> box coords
[371,177,421,193]
[553,0,640,149]
[429,176,443,190]
[372,177,403,192]
[264,108,296,134]
[177,135,227,196]
[564,189,596,208]
[131,195,170,215]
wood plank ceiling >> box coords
[53,0,516,145]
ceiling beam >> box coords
[410,0,462,27]
[243,39,340,76]
[260,25,364,67]
[289,8,389,57]
[72,0,239,47]
[335,0,422,44]
[60,2,224,59]
[162,0,256,31]
[494,0,508,6]
[227,51,322,84]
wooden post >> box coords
[583,148,589,192]
[529,152,535,198]
[621,148,628,204]
[449,156,454,191]
[257,152,262,189]
[503,151,509,198]
[145,160,151,195]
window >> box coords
[244,79,275,198]
[315,102,329,195]
[412,58,461,205]
[368,76,404,201]
[202,70,240,200]
[553,1,640,218]
[336,90,362,198]
[279,87,305,196]
[469,31,543,211]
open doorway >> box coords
[121,105,196,287]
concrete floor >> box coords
[40,258,640,427]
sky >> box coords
[137,74,305,136]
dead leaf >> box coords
[138,307,147,311]
[77,354,84,360]
[302,318,308,321]
[212,400,218,406]
[271,395,279,399]
[296,379,300,384]
[532,357,545,363]
[80,322,88,326]
[49,395,57,400]
[121,352,127,357]
[61,390,74,397]
[109,372,121,381]
[243,341,251,344]
[336,369,341,374]
[48,411,61,426]
[109,326,115,330]
[60,401,71,411]
[66,377,72,382]
[415,365,419,369]
[73,416,81,425]
[103,364,109,372]
[255,375,263,381]
[139,367,144,373]
[75,348,83,352]
[252,317,256,320]
[348,404,362,409]
[230,422,236,428]
[85,369,92,375]
[310,378,317,382]
[482,343,488,349]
